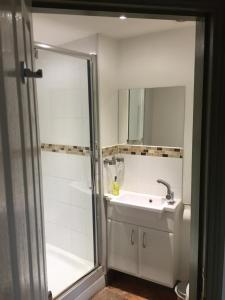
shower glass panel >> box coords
[35,45,98,298]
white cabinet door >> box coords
[108,220,138,275]
[139,227,175,287]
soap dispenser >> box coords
[112,176,120,196]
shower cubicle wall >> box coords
[35,45,99,297]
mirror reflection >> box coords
[118,86,185,147]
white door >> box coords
[139,227,175,287]
[0,0,47,299]
[108,220,138,276]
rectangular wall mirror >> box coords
[118,86,185,147]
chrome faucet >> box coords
[157,179,174,200]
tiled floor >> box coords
[92,271,177,300]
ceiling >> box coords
[32,13,195,46]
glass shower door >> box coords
[35,44,99,298]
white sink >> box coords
[105,190,181,213]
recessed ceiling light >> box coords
[119,15,127,20]
[89,52,97,55]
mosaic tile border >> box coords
[102,144,183,158]
[41,143,183,158]
[102,145,118,157]
[41,143,90,156]
[118,145,183,158]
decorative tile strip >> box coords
[118,145,183,158]
[102,145,119,157]
[42,143,183,158]
[102,144,183,158]
[41,143,90,156]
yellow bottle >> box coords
[112,176,120,196]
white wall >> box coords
[97,35,119,147]
[63,34,119,148]
[121,155,183,198]
[118,26,196,204]
[62,34,98,54]
[104,154,182,199]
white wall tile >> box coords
[43,173,94,261]
[43,175,71,204]
[70,230,94,262]
[68,206,89,234]
[106,154,183,199]
[50,118,90,146]
[69,182,92,210]
[36,49,89,146]
[45,221,71,253]
[41,152,91,183]
[50,89,86,119]
[41,151,94,260]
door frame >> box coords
[34,42,104,298]
[31,2,225,300]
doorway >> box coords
[2,0,225,299]
[30,7,205,300]
[34,14,199,300]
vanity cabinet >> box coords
[108,219,176,287]
[139,227,175,287]
[108,220,138,276]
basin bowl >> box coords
[106,190,181,213]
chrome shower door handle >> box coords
[131,229,135,245]
[142,232,147,248]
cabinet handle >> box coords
[142,232,147,248]
[131,229,135,245]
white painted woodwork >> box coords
[107,201,182,287]
[108,220,138,276]
[138,227,175,287]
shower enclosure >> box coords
[34,43,101,298]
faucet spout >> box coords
[157,179,174,200]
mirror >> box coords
[118,86,185,147]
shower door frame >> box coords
[34,42,104,298]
